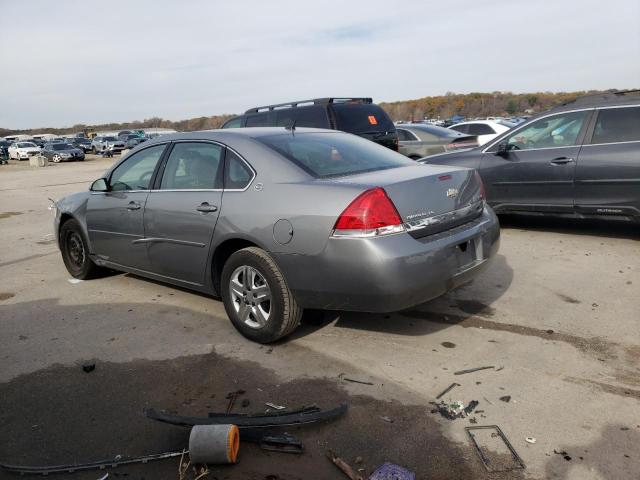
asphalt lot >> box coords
[0,156,638,480]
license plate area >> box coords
[455,236,483,270]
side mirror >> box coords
[90,178,109,192]
[495,142,509,156]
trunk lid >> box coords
[332,164,484,236]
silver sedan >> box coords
[53,128,500,343]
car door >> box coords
[480,110,592,212]
[143,141,224,286]
[574,105,640,216]
[86,143,167,270]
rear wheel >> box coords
[52,154,61,163]
[221,247,302,343]
[60,219,102,279]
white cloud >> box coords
[1,0,638,128]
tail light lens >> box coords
[474,170,486,201]
[333,187,405,237]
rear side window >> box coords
[330,104,394,134]
[245,113,270,127]
[467,124,496,135]
[224,150,254,189]
[275,106,330,128]
[257,132,413,178]
[450,124,469,134]
[160,142,223,190]
[396,129,411,141]
[591,107,640,144]
[222,117,243,128]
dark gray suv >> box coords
[421,91,640,221]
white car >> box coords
[448,120,515,145]
[8,141,41,160]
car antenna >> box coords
[285,119,297,135]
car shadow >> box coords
[290,253,513,340]
[498,214,640,240]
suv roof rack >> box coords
[558,89,640,108]
[245,97,373,114]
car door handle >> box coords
[127,201,141,211]
[196,202,218,213]
[550,157,575,165]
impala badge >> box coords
[446,188,459,198]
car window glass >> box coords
[468,124,495,135]
[223,117,243,128]
[591,107,640,144]
[160,142,223,190]
[450,124,468,134]
[245,113,269,127]
[258,132,413,178]
[224,150,253,189]
[110,144,166,191]
[506,111,588,150]
[396,129,410,141]
[404,129,420,141]
[331,104,394,133]
[275,106,330,128]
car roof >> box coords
[145,127,345,143]
[548,90,640,113]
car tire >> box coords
[92,146,97,154]
[59,218,102,279]
[52,154,61,163]
[221,247,302,343]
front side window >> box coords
[257,131,413,178]
[396,129,411,141]
[160,142,223,190]
[245,113,270,127]
[222,117,243,128]
[450,124,469,134]
[506,111,588,150]
[110,144,166,191]
[591,107,640,144]
[224,150,254,189]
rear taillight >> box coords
[474,170,486,201]
[333,187,405,237]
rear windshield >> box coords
[257,132,412,178]
[331,103,394,134]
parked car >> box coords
[449,120,515,145]
[396,124,478,160]
[8,141,40,160]
[42,143,85,162]
[222,97,399,151]
[0,140,9,164]
[91,136,125,154]
[53,128,499,343]
[421,91,640,221]
[125,136,147,149]
[70,137,92,153]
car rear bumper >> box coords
[273,205,500,312]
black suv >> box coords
[222,97,398,150]
[421,90,640,222]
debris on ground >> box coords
[379,415,394,423]
[265,402,286,410]
[338,373,374,385]
[369,462,415,480]
[432,399,479,420]
[499,395,512,403]
[225,389,245,413]
[466,425,526,473]
[326,450,363,480]
[241,398,251,408]
[453,366,494,375]
[82,363,96,373]
[525,437,537,444]
[554,449,572,461]
[435,382,460,399]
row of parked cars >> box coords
[52,91,639,344]
[0,130,151,163]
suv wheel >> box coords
[221,247,302,343]
[60,219,102,279]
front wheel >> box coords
[59,219,102,279]
[221,247,302,343]
[52,154,61,163]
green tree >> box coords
[506,99,518,115]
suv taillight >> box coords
[333,187,405,237]
[475,170,486,200]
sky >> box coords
[1,0,639,129]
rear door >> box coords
[143,141,224,285]
[574,105,640,217]
[480,110,592,211]
[86,143,167,270]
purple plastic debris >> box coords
[369,462,415,480]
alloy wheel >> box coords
[229,265,272,329]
